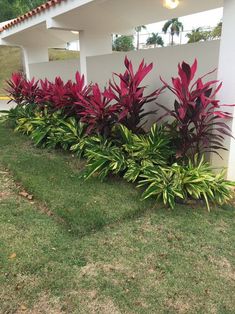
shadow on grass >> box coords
[0,124,157,236]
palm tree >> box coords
[135,25,147,50]
[162,18,184,46]
[146,33,164,47]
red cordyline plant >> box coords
[104,56,162,133]
[40,77,73,112]
[159,59,234,159]
[6,73,39,106]
[35,72,90,116]
[21,77,39,105]
[69,71,91,116]
[77,83,119,136]
[35,78,51,106]
[6,72,25,105]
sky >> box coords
[148,7,223,33]
[69,7,223,50]
[138,7,223,46]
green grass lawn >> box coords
[0,123,235,313]
[0,46,80,95]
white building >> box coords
[0,0,234,180]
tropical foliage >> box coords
[6,72,38,106]
[146,33,164,47]
[210,22,222,39]
[159,59,234,159]
[78,83,119,137]
[186,22,222,44]
[105,57,162,133]
[162,18,184,46]
[112,35,135,52]
[135,25,147,50]
[2,57,234,210]
[0,0,45,22]
[186,28,210,43]
[82,123,172,181]
[139,155,234,210]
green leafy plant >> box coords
[146,33,164,47]
[15,109,87,154]
[116,124,172,182]
[162,18,184,46]
[0,103,37,128]
[112,35,135,52]
[82,123,172,181]
[139,155,235,210]
[117,123,171,165]
[82,136,127,180]
[47,119,88,157]
[15,109,62,146]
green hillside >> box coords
[0,46,80,95]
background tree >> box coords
[112,35,134,52]
[135,25,147,50]
[146,33,164,47]
[0,0,16,22]
[162,18,184,46]
[186,22,222,44]
[210,22,222,39]
[0,0,44,22]
[186,27,209,43]
[14,0,45,14]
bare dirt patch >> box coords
[0,169,14,195]
[85,298,121,314]
[165,298,191,313]
[215,257,235,281]
[16,294,65,314]
[79,262,132,278]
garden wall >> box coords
[28,58,80,82]
[87,40,220,128]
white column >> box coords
[211,0,235,180]
[22,46,49,79]
[79,30,112,80]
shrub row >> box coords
[2,57,235,210]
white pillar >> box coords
[79,30,112,80]
[211,0,235,180]
[22,46,49,79]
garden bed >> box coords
[2,57,235,211]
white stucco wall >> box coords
[87,41,220,127]
[28,58,80,81]
[211,0,235,180]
